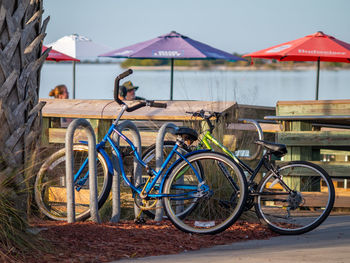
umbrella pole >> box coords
[170,58,174,100]
[315,58,320,100]
[73,61,76,99]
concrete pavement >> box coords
[114,215,350,263]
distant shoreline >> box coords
[125,65,318,71]
[122,65,349,72]
[44,61,349,71]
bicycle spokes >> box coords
[163,152,247,234]
[256,162,335,234]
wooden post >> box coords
[282,121,313,161]
[89,119,112,142]
[41,117,50,145]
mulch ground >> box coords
[17,219,278,263]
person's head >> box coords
[119,81,138,101]
[49,85,69,99]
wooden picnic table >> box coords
[40,99,275,150]
[40,99,235,120]
[264,99,350,207]
[40,99,238,146]
[265,115,350,126]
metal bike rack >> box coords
[65,118,100,223]
[111,120,142,223]
[238,118,264,161]
[154,122,179,221]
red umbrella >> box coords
[43,45,80,62]
[243,31,350,100]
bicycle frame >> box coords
[199,130,266,185]
[197,121,294,196]
[74,116,204,199]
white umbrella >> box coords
[47,34,112,98]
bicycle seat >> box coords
[175,127,198,142]
[255,140,287,157]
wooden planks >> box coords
[48,128,167,147]
[278,131,350,147]
[301,192,350,208]
[49,187,90,205]
[234,104,275,120]
[40,99,236,120]
[40,100,276,149]
[40,99,235,146]
[277,99,350,116]
[265,115,350,126]
[227,123,281,133]
[276,160,350,178]
[312,161,350,179]
[49,128,88,144]
[272,100,350,194]
[263,192,350,208]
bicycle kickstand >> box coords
[134,210,146,224]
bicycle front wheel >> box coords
[35,144,112,221]
[163,151,247,234]
[255,161,335,235]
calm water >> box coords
[40,63,350,106]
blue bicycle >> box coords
[35,69,248,234]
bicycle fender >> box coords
[79,141,114,176]
[159,149,211,192]
[98,148,114,176]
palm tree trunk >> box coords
[0,0,49,212]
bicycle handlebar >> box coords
[126,102,146,112]
[126,100,167,112]
[114,69,133,105]
[186,110,221,119]
[147,101,167,108]
[186,110,221,133]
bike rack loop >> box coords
[154,122,179,221]
[111,120,142,223]
[238,118,264,161]
[65,118,100,223]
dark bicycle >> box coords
[142,110,335,235]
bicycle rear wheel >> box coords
[35,144,112,221]
[142,141,190,219]
[163,151,247,234]
[255,161,335,235]
[142,141,179,166]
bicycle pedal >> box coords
[134,218,146,224]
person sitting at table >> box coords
[49,84,72,127]
[119,81,144,101]
[49,84,69,99]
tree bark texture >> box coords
[0,0,49,174]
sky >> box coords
[43,0,350,55]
